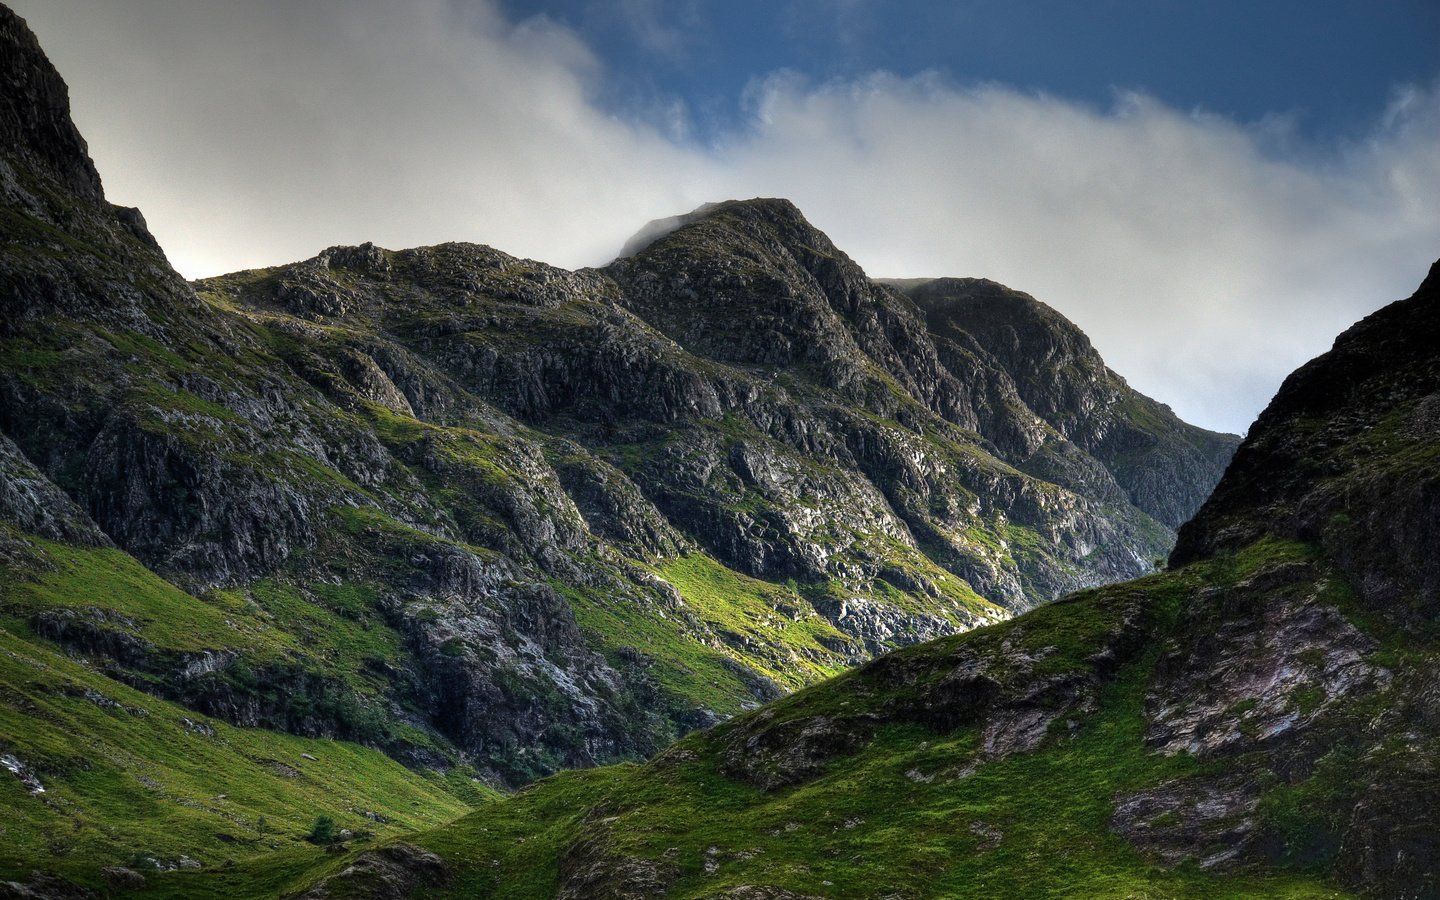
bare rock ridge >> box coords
[1,1,1229,793]
[0,5,101,200]
[905,276,1238,530]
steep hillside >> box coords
[1173,259,1440,616]
[249,261,1440,900]
[0,0,1235,818]
[903,277,1238,529]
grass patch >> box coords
[358,566,1347,898]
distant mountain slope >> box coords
[0,3,1240,886]
[904,276,1239,529]
[267,258,1440,900]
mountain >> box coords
[202,267,1435,900]
[4,2,1436,897]
[0,0,1233,797]
[902,277,1239,530]
[263,261,1435,899]
[0,5,1263,893]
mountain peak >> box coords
[615,197,812,259]
[0,6,103,200]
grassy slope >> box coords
[203,541,1359,899]
[0,533,492,892]
[0,531,449,749]
[0,624,484,891]
[561,553,850,716]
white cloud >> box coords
[10,0,1439,434]
[719,73,1440,433]
[12,0,716,276]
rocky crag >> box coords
[0,0,1234,807]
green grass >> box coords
[2,536,410,693]
[559,553,850,717]
[2,536,280,656]
[0,624,482,892]
[313,564,1347,899]
[0,533,444,752]
[657,554,850,683]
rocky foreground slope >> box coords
[270,265,1439,900]
[0,0,1232,814]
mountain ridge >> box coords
[0,2,1236,802]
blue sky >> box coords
[12,0,1440,433]
[502,0,1440,144]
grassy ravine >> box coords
[181,544,1346,899]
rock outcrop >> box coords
[1174,259,1440,619]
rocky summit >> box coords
[5,2,1435,898]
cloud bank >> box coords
[12,0,1440,434]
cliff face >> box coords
[906,277,1239,530]
[0,3,1231,796]
[1173,260,1440,618]
[0,7,101,201]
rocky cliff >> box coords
[1173,259,1440,616]
[904,277,1238,530]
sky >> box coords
[9,0,1440,435]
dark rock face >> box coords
[1111,772,1267,870]
[1173,260,1440,620]
[557,827,680,900]
[0,6,102,201]
[904,277,1239,530]
[1143,561,1387,760]
[0,872,94,900]
[1136,260,1440,897]
[0,431,107,547]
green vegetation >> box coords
[270,563,1344,899]
[0,534,1371,898]
[560,553,848,717]
[0,622,480,891]
[0,533,451,753]
[306,815,339,846]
